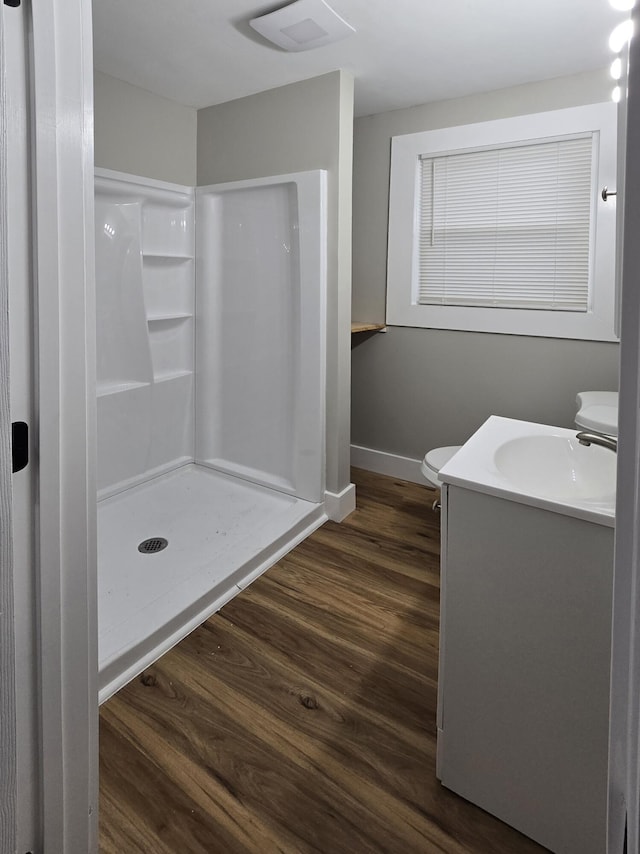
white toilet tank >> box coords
[575,391,618,436]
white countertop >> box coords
[439,415,616,527]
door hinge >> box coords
[11,421,28,473]
[4,1,22,7]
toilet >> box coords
[420,445,462,490]
[574,390,619,437]
[421,390,619,491]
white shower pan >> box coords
[95,168,327,702]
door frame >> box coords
[31,0,98,847]
[609,9,640,854]
[15,0,97,849]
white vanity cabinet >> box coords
[437,484,614,854]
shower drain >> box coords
[138,537,169,554]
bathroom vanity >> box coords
[437,416,615,854]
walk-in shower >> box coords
[95,168,327,701]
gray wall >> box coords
[198,71,354,496]
[94,71,197,185]
[352,69,620,461]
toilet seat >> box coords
[421,445,461,489]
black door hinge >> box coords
[4,1,21,6]
[11,421,28,473]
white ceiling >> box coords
[93,0,624,117]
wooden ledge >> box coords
[351,321,386,334]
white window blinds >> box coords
[418,135,595,311]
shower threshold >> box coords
[97,463,326,703]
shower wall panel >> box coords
[95,169,195,497]
[196,171,327,503]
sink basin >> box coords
[438,416,616,526]
[494,435,616,504]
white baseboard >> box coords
[324,482,356,521]
[351,444,426,486]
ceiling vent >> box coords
[249,0,356,52]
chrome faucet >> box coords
[576,431,618,453]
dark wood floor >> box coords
[99,468,548,853]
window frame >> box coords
[386,102,618,341]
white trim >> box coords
[351,444,426,486]
[608,10,640,854]
[31,0,98,849]
[387,102,618,341]
[324,482,356,520]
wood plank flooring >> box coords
[99,468,548,853]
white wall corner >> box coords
[351,444,426,486]
[324,482,356,522]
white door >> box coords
[1,0,99,850]
[3,2,40,849]
[0,4,20,850]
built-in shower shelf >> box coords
[97,379,150,398]
[154,369,193,384]
[142,253,193,263]
[147,313,193,323]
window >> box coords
[386,103,618,340]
